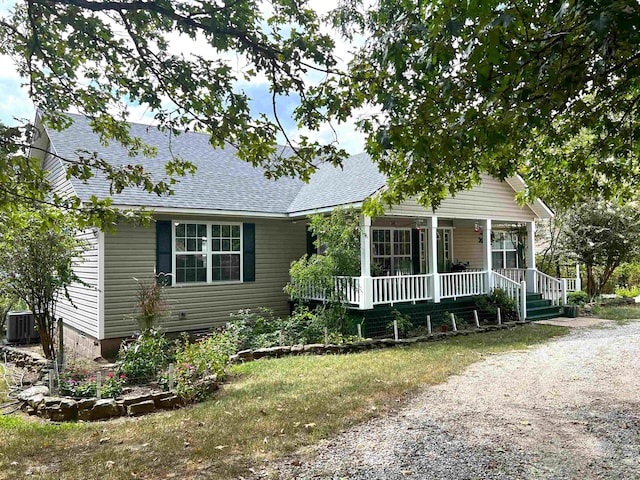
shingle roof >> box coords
[287,153,386,213]
[46,113,300,213]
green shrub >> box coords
[475,288,518,322]
[115,329,173,383]
[567,290,589,306]
[386,310,413,338]
[615,286,640,298]
[160,331,236,402]
[441,311,468,329]
[226,308,284,350]
[597,296,636,306]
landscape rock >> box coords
[303,344,325,354]
[26,393,45,409]
[155,395,181,409]
[127,400,156,416]
[78,399,120,421]
[121,394,154,407]
[76,398,96,410]
[17,385,49,401]
[41,398,78,422]
[236,349,254,360]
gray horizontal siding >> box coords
[43,152,75,199]
[388,175,537,221]
[103,217,307,338]
[44,151,99,337]
[54,229,100,338]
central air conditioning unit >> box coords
[6,311,39,344]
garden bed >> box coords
[231,321,527,362]
[4,321,527,422]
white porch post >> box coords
[427,216,440,303]
[575,264,582,292]
[359,214,373,309]
[561,278,568,306]
[526,220,537,293]
[482,219,492,294]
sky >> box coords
[0,0,367,154]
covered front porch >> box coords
[299,214,578,321]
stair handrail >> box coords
[491,271,524,321]
[535,271,565,305]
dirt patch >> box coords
[534,316,614,328]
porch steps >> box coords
[525,293,563,321]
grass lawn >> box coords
[0,324,568,480]
[0,365,7,403]
[592,304,640,324]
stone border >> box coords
[230,321,529,363]
[1,345,49,373]
[17,386,187,421]
[2,345,217,422]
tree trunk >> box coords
[35,313,55,359]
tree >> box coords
[0,0,347,227]
[286,207,360,304]
[2,0,640,222]
[0,206,86,358]
[328,0,640,211]
[561,200,640,299]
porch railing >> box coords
[536,271,564,305]
[293,269,567,311]
[492,271,524,320]
[334,276,361,305]
[494,268,526,283]
[293,276,361,306]
[372,274,433,305]
[561,277,578,292]
[440,271,486,299]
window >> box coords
[492,231,518,269]
[372,228,412,275]
[174,222,242,284]
[211,224,241,281]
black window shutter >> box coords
[306,227,317,257]
[411,228,421,274]
[156,220,172,285]
[243,223,256,282]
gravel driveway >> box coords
[265,321,640,480]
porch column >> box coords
[526,220,536,293]
[482,219,492,293]
[359,214,373,309]
[427,216,440,303]
[575,264,582,292]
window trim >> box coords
[171,220,244,285]
[491,230,518,269]
[371,227,413,276]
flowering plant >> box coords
[59,367,126,398]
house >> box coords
[33,113,570,358]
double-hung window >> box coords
[174,222,242,284]
[492,231,518,269]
